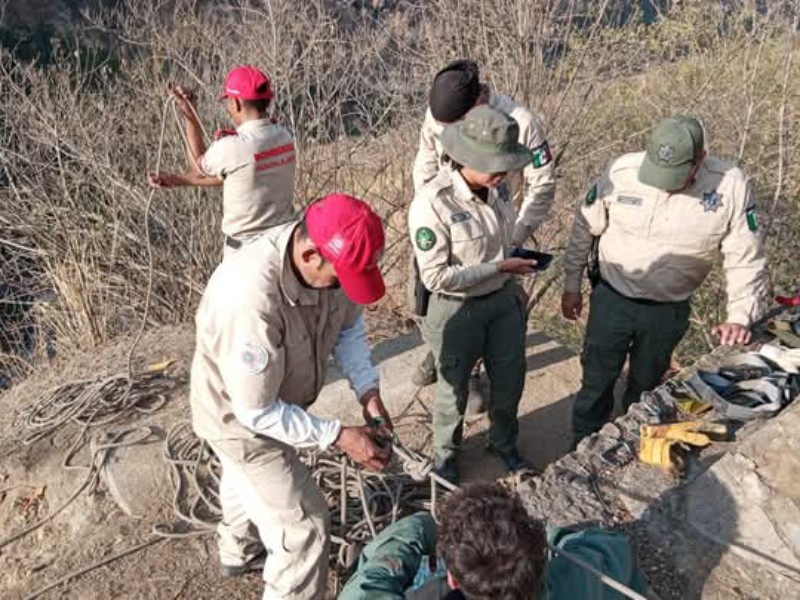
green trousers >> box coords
[422,282,526,463]
[573,282,690,441]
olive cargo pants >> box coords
[572,282,690,441]
[422,282,527,463]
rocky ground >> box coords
[1,323,798,599]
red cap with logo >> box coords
[305,194,386,305]
[219,65,274,101]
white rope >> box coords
[124,95,174,382]
[126,89,211,379]
[548,544,650,600]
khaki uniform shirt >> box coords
[408,166,516,298]
[191,221,363,441]
[199,119,296,239]
[411,91,555,233]
[563,152,768,326]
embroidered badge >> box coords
[701,190,723,212]
[240,343,268,374]
[326,234,346,257]
[585,184,598,206]
[617,195,643,206]
[530,141,553,168]
[415,227,436,251]
[745,200,758,232]
[451,212,472,223]
[657,144,673,162]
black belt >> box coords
[225,236,242,250]
[600,279,687,307]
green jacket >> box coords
[338,513,648,600]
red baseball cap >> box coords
[305,194,386,305]
[219,65,274,101]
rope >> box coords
[7,91,181,547]
[548,545,649,600]
[0,426,156,550]
[22,537,167,600]
[10,88,646,598]
[155,421,432,570]
[125,95,174,382]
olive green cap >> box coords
[638,116,705,190]
[440,105,531,174]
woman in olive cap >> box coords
[408,105,537,483]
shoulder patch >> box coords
[585,184,598,206]
[530,141,553,168]
[746,210,758,232]
[415,227,437,251]
[745,201,758,232]
[240,342,268,374]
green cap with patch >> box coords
[440,105,531,174]
[638,116,704,191]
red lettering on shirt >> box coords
[255,155,296,172]
[254,143,294,162]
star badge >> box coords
[701,190,723,212]
[657,144,673,162]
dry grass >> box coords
[1,0,799,380]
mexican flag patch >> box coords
[531,141,553,168]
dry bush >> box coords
[0,0,798,380]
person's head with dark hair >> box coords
[218,65,274,125]
[429,59,490,124]
[438,482,547,600]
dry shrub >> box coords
[0,0,798,379]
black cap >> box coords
[429,59,481,123]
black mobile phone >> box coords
[509,247,554,272]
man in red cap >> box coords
[149,65,296,258]
[190,193,392,599]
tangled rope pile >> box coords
[159,420,434,579]
[21,372,175,450]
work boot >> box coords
[464,372,488,416]
[220,549,267,578]
[433,455,460,486]
[412,351,437,386]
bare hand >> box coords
[167,83,198,121]
[148,171,188,189]
[499,257,536,275]
[713,323,751,346]
[561,292,583,320]
[335,426,391,471]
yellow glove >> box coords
[640,421,726,447]
[639,421,727,470]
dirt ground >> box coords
[0,325,268,599]
[0,321,581,600]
